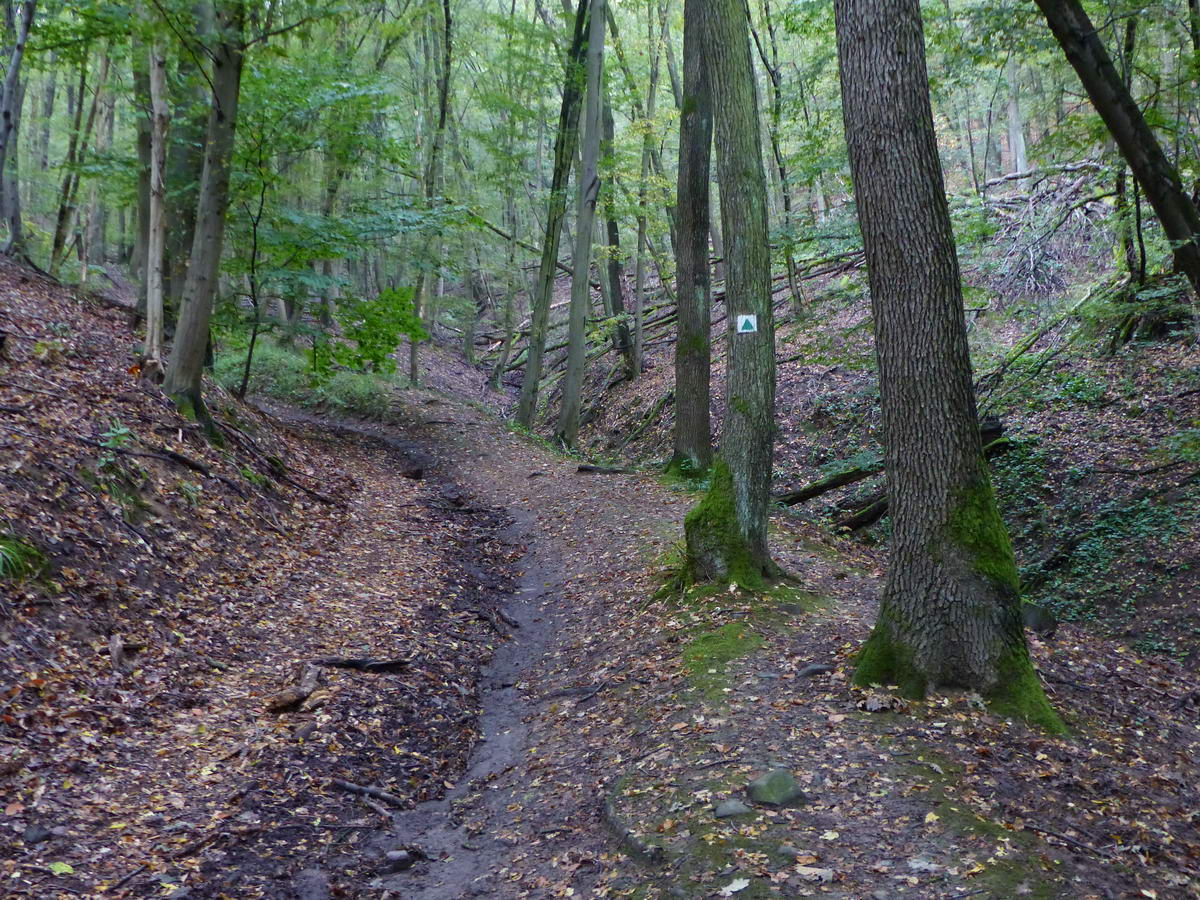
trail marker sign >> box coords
[736,314,758,334]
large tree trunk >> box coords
[669,0,713,476]
[1034,0,1200,295]
[143,39,169,381]
[555,0,605,448]
[683,0,776,588]
[515,0,590,427]
[835,0,1060,730]
[162,0,245,424]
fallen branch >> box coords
[265,663,321,712]
[329,778,407,808]
[577,464,638,475]
[314,656,407,673]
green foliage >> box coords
[333,287,425,374]
[0,533,45,583]
[97,419,133,470]
[213,338,395,419]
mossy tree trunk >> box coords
[515,0,590,428]
[683,0,776,587]
[555,0,605,448]
[162,0,245,425]
[669,0,713,477]
[834,0,1062,731]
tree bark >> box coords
[516,0,590,427]
[835,0,1060,730]
[555,0,605,448]
[600,96,633,372]
[670,0,713,476]
[0,0,33,255]
[1034,0,1200,295]
[143,38,169,381]
[683,0,776,587]
[162,0,246,424]
[407,0,452,386]
[1005,57,1027,176]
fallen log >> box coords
[777,419,1004,509]
[834,433,1013,532]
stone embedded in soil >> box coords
[746,768,806,807]
[713,799,754,818]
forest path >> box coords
[282,392,700,897]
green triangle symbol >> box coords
[740,318,754,332]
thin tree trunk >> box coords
[684,0,776,586]
[516,0,590,427]
[0,0,33,256]
[167,11,207,309]
[835,0,1060,729]
[143,39,169,381]
[51,52,109,277]
[37,54,53,170]
[670,0,713,475]
[1005,57,1027,176]
[1035,0,1200,295]
[408,0,452,386]
[162,0,245,424]
[556,0,605,447]
[600,96,633,371]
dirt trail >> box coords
[286,395,693,897]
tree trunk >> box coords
[143,38,169,381]
[162,0,245,424]
[1005,57,1027,176]
[407,0,452,387]
[835,0,1061,730]
[2,79,24,255]
[516,0,590,427]
[670,0,713,476]
[555,0,605,448]
[683,0,776,588]
[1034,0,1200,295]
[0,0,33,256]
[166,13,208,310]
[51,52,109,277]
[37,54,53,171]
[751,0,802,315]
[600,97,633,372]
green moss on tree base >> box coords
[851,624,928,698]
[987,645,1067,734]
[946,473,1021,591]
[683,458,767,590]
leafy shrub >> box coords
[334,287,424,374]
[214,338,395,419]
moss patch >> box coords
[683,458,767,590]
[946,471,1021,591]
[682,623,764,699]
[988,645,1067,734]
[851,624,928,698]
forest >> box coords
[1,0,1199,896]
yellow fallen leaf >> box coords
[925,811,940,824]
